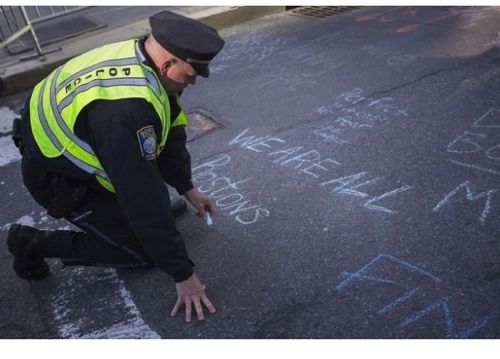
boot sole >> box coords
[8,223,50,281]
[13,259,50,281]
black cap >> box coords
[149,10,225,78]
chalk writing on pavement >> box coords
[192,154,270,225]
[229,128,413,215]
[312,88,410,145]
[434,109,500,225]
[336,253,496,338]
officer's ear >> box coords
[161,58,178,75]
[161,61,171,75]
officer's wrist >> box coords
[173,261,194,283]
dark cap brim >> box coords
[190,63,209,78]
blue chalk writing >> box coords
[229,128,412,216]
[400,297,496,339]
[447,131,487,154]
[340,271,397,286]
[192,154,270,225]
[445,109,500,181]
[432,180,498,225]
[336,254,495,338]
[363,185,413,214]
[336,253,441,292]
[448,159,500,176]
[378,287,420,314]
[472,108,500,128]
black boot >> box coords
[7,224,50,281]
[171,198,187,217]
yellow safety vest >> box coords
[29,39,188,192]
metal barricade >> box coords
[0,6,90,60]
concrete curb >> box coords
[0,6,285,97]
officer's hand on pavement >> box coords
[171,272,216,322]
[184,188,217,220]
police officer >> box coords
[7,10,225,323]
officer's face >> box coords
[159,58,198,94]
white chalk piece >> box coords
[206,211,213,226]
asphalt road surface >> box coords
[1,6,500,338]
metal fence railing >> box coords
[0,6,90,61]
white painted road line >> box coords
[51,268,160,339]
[0,107,16,134]
[0,136,21,167]
[0,106,21,167]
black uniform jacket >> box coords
[21,38,195,282]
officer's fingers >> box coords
[209,201,217,216]
[193,297,205,321]
[184,298,193,323]
[204,198,216,216]
[171,298,182,317]
[201,292,216,314]
[199,206,206,219]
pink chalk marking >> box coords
[396,9,461,33]
[459,22,477,30]
[397,24,420,33]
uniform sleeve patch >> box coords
[137,125,157,160]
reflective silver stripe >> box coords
[64,152,110,182]
[37,78,64,151]
[135,41,146,63]
[56,57,140,93]
[36,77,111,182]
[50,66,95,155]
[144,71,161,97]
[58,77,151,113]
[135,41,162,97]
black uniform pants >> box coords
[21,150,153,269]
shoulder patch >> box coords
[137,125,157,160]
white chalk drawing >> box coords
[210,30,346,89]
[312,88,410,145]
[212,30,296,73]
[254,47,344,90]
[360,45,379,55]
[209,64,231,75]
[229,128,412,215]
[336,253,495,338]
[259,68,318,91]
[313,125,351,144]
[310,31,346,47]
[279,47,345,72]
[192,154,270,225]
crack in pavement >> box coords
[371,55,496,98]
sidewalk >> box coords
[0,6,285,96]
